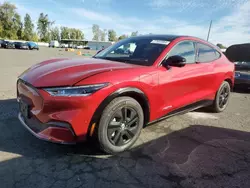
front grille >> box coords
[21,114,48,133]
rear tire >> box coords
[211,81,231,112]
[96,97,144,154]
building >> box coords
[60,39,114,50]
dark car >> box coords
[0,40,15,49]
[0,40,5,48]
[26,42,39,50]
[17,34,234,154]
[6,42,15,49]
[223,43,250,90]
[234,61,250,89]
[14,42,29,50]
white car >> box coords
[49,40,59,48]
[60,44,68,48]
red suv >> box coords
[17,35,234,154]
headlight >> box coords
[44,83,109,96]
[235,72,241,78]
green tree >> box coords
[14,13,23,39]
[118,34,128,40]
[216,43,227,49]
[131,31,138,37]
[69,28,77,39]
[31,33,39,42]
[108,29,117,41]
[75,29,84,40]
[0,2,20,39]
[23,13,34,41]
[92,24,100,41]
[50,26,60,41]
[60,26,70,39]
[100,29,106,41]
[37,13,54,42]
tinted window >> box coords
[167,41,195,64]
[197,43,220,62]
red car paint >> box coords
[17,35,234,144]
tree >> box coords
[0,2,20,39]
[31,33,39,42]
[50,27,60,41]
[75,29,84,40]
[37,13,54,42]
[14,13,23,39]
[69,28,77,39]
[60,26,70,39]
[23,13,34,41]
[216,43,227,49]
[92,24,100,41]
[131,31,138,37]
[118,34,128,40]
[100,29,106,41]
[108,29,117,41]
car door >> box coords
[156,40,216,117]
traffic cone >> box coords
[77,51,82,55]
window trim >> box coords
[158,40,197,67]
[195,42,222,63]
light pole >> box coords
[207,20,213,41]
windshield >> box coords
[94,37,170,66]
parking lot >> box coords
[0,47,250,188]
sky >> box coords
[2,0,250,46]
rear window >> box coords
[196,43,221,63]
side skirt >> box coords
[147,100,213,125]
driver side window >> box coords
[167,41,195,64]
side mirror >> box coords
[163,55,186,67]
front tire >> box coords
[97,97,144,154]
[211,81,231,112]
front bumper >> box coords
[18,113,76,144]
[16,79,112,143]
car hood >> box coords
[19,58,137,87]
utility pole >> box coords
[207,20,212,41]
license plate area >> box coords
[19,100,30,118]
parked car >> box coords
[6,41,15,49]
[26,42,39,50]
[234,61,250,89]
[75,45,84,49]
[60,43,68,48]
[14,42,29,49]
[0,39,5,48]
[49,40,59,48]
[83,46,91,50]
[1,40,15,49]
[17,34,235,154]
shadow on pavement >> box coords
[1,99,250,188]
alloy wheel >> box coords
[107,107,139,146]
[218,85,230,109]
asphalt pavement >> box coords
[0,48,250,188]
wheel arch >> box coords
[224,78,233,91]
[88,87,150,137]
